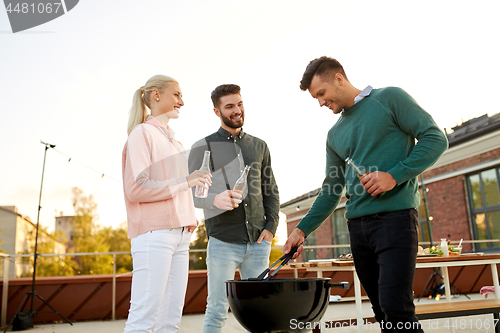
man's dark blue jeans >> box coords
[348,208,424,333]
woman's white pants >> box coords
[124,228,191,333]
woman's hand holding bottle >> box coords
[187,170,212,190]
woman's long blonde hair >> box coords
[127,75,178,135]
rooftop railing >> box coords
[0,240,497,326]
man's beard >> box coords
[221,112,244,129]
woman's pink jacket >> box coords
[122,117,196,239]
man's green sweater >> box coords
[297,87,448,236]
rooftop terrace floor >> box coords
[23,293,494,333]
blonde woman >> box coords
[122,75,211,332]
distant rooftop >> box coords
[447,112,500,148]
[281,112,500,209]
[281,188,321,209]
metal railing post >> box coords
[1,254,10,327]
[112,254,116,320]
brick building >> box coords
[280,113,500,262]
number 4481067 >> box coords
[6,2,62,14]
[443,318,499,330]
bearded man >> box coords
[188,84,279,333]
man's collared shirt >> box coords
[342,85,372,113]
[354,85,373,104]
[188,127,279,244]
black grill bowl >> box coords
[226,278,338,333]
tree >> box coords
[20,226,74,277]
[97,222,132,274]
[69,187,114,275]
[269,236,283,265]
[189,219,208,270]
[19,188,131,277]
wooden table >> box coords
[290,254,500,333]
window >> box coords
[417,188,431,243]
[467,167,500,251]
[303,230,317,261]
[332,208,350,258]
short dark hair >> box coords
[299,56,347,91]
[211,84,241,109]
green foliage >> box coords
[20,227,74,277]
[69,187,113,275]
[21,187,132,277]
[97,222,132,274]
[269,236,283,265]
[189,219,207,270]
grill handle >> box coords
[328,282,350,289]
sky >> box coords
[1,0,499,245]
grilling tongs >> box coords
[254,244,302,281]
